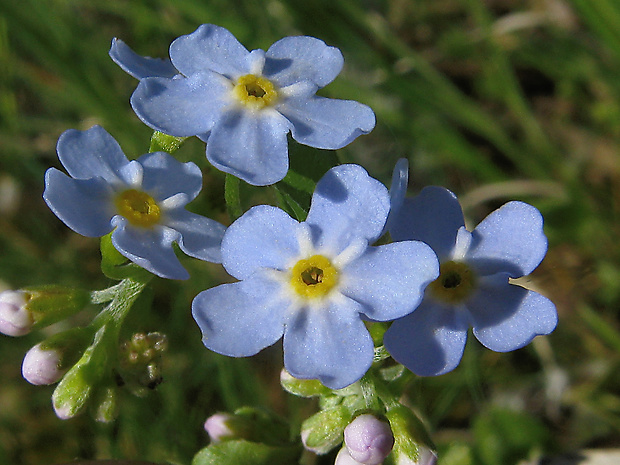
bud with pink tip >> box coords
[22,342,65,385]
[204,413,238,442]
[0,290,32,336]
[344,414,394,465]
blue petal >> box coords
[264,36,344,88]
[279,96,375,149]
[467,201,548,277]
[389,186,465,261]
[169,24,250,79]
[305,164,390,255]
[384,158,409,232]
[43,169,114,237]
[109,38,178,79]
[138,152,203,202]
[283,298,373,389]
[206,108,291,186]
[165,209,225,264]
[468,277,558,352]
[384,300,470,377]
[131,73,230,137]
[341,241,439,321]
[221,205,302,280]
[192,277,289,357]
[56,126,129,181]
[111,220,188,280]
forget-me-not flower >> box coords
[191,164,438,389]
[383,162,557,376]
[43,125,226,280]
[110,24,376,186]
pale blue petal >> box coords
[341,241,439,321]
[467,201,548,277]
[305,164,390,255]
[264,36,344,88]
[138,152,203,201]
[165,210,225,264]
[169,24,250,78]
[279,96,375,149]
[206,108,291,186]
[221,205,301,280]
[131,73,230,137]
[111,220,188,280]
[384,300,470,377]
[192,277,289,357]
[389,186,464,261]
[109,38,177,79]
[468,278,558,352]
[43,169,114,237]
[56,126,128,181]
[384,158,409,233]
[283,298,373,389]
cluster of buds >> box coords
[118,331,168,396]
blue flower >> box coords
[383,162,558,376]
[110,24,376,186]
[43,125,226,280]
[191,164,438,389]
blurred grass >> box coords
[1,0,620,464]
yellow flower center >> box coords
[114,189,161,228]
[290,255,339,299]
[428,260,476,304]
[232,74,278,109]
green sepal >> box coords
[52,325,112,419]
[23,285,90,330]
[91,383,119,423]
[385,404,435,464]
[192,440,301,465]
[300,404,352,455]
[149,131,187,154]
[100,233,153,282]
[38,327,94,372]
[280,370,332,398]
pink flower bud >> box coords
[344,414,394,465]
[204,413,236,442]
[22,343,65,385]
[0,290,32,336]
[335,447,365,465]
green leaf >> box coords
[300,404,352,454]
[280,370,332,398]
[386,404,435,464]
[224,174,243,221]
[192,440,301,465]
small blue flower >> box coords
[191,164,438,389]
[110,24,376,186]
[43,125,226,280]
[383,162,558,376]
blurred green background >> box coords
[1,0,620,464]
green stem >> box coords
[225,173,243,221]
[90,278,149,337]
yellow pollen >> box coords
[428,260,476,304]
[115,189,161,228]
[290,255,339,299]
[232,74,278,109]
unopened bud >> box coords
[204,413,239,442]
[22,343,64,385]
[0,290,33,336]
[280,369,331,398]
[21,327,92,386]
[335,447,365,465]
[386,405,436,465]
[344,414,394,465]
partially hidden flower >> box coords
[0,290,32,336]
[343,414,394,465]
[192,164,439,389]
[110,24,376,186]
[383,161,558,376]
[43,125,226,280]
